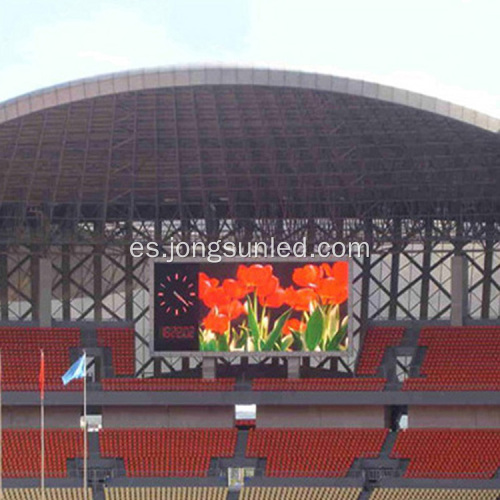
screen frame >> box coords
[149,256,353,358]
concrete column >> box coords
[38,258,52,327]
[0,249,8,320]
[202,357,217,379]
[287,356,301,379]
[153,357,162,377]
[450,255,468,326]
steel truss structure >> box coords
[0,68,500,370]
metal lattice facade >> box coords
[1,240,500,324]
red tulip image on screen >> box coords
[197,262,349,353]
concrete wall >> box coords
[409,406,500,428]
[257,405,387,428]
[102,406,234,428]
[3,406,81,428]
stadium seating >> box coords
[103,487,228,500]
[252,378,386,391]
[391,429,500,478]
[100,429,237,477]
[356,327,405,375]
[97,328,136,376]
[1,489,92,500]
[0,327,81,391]
[239,487,362,500]
[403,326,500,391]
[370,489,500,499]
[246,428,388,477]
[101,378,235,391]
[3,429,82,477]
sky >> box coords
[1,0,499,118]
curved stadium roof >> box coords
[0,66,499,230]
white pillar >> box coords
[38,259,52,327]
[287,357,301,379]
[450,255,468,326]
[202,357,216,379]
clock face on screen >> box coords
[156,272,197,317]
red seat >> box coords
[101,378,235,391]
[0,328,81,391]
[391,429,500,478]
[356,327,405,375]
[100,428,237,477]
[252,378,386,391]
[3,429,82,477]
[403,326,500,391]
[246,428,388,477]
[97,328,135,376]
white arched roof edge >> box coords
[0,65,499,133]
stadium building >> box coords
[0,66,499,499]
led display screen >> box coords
[153,260,349,353]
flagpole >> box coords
[0,350,3,500]
[61,353,87,499]
[83,350,87,500]
[40,350,45,500]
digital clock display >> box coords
[154,264,200,351]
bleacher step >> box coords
[357,490,372,500]
[93,490,105,500]
[398,325,421,347]
[235,430,249,456]
[87,431,100,458]
[406,346,427,377]
[78,326,98,348]
[380,430,398,456]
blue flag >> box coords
[62,354,86,385]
